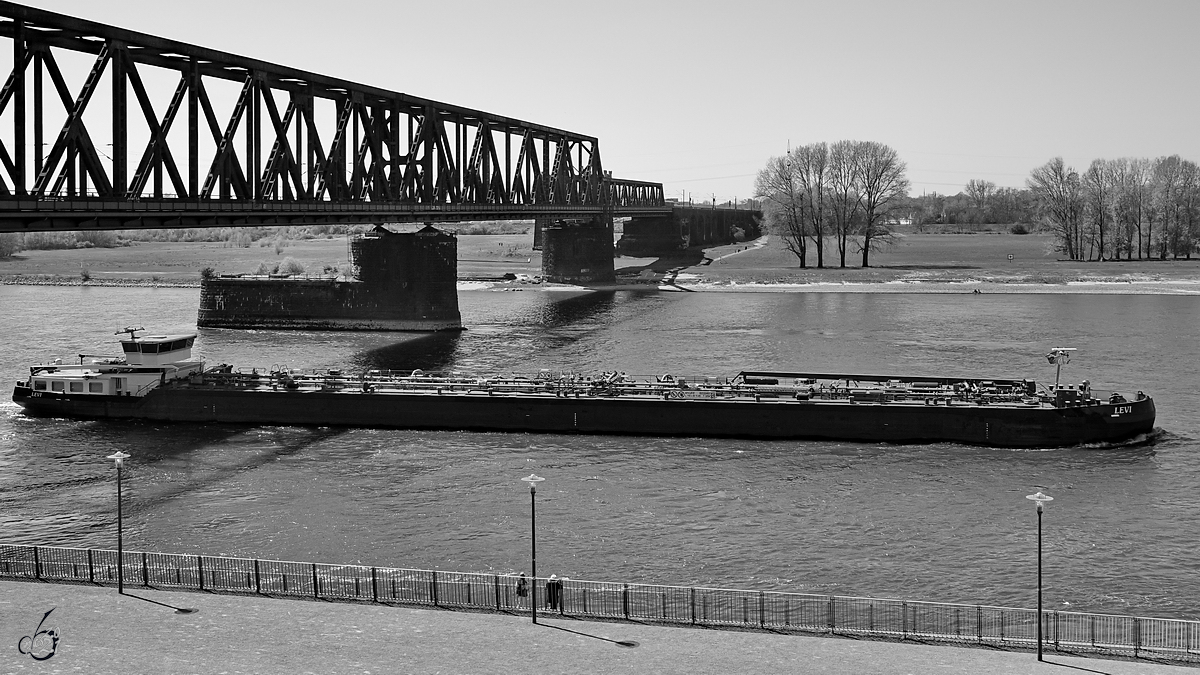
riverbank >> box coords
[2,580,1191,675]
[2,233,1198,294]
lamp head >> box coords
[1026,491,1053,512]
[107,451,131,468]
[521,474,545,491]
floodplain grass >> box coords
[0,230,1196,289]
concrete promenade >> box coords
[1,580,1193,674]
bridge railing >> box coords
[1,543,1196,663]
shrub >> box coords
[0,232,22,257]
[80,267,91,282]
[200,266,216,280]
[1010,223,1031,235]
[276,257,305,275]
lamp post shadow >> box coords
[539,620,639,648]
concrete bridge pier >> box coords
[198,225,462,331]
[616,206,762,256]
[541,216,616,284]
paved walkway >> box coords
[1,580,1193,674]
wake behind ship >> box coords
[12,332,1156,448]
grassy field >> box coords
[0,234,543,284]
[1,230,1197,290]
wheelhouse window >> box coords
[89,382,104,393]
[51,381,64,392]
[69,381,83,392]
[33,380,47,391]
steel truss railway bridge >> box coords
[0,2,760,328]
[0,1,679,232]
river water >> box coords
[1,285,1197,619]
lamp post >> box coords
[108,451,130,594]
[1026,490,1053,661]
[521,473,545,624]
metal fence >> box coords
[2,543,1197,663]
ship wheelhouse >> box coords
[25,332,201,397]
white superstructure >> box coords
[25,330,202,398]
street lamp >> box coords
[107,451,130,595]
[521,473,545,624]
[1026,490,1053,661]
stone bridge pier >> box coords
[198,225,462,331]
[616,206,762,256]
[540,216,616,284]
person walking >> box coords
[546,574,561,610]
[515,573,528,608]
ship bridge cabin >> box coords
[121,334,197,367]
[24,332,201,398]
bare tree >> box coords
[1027,158,1085,260]
[854,141,910,267]
[1082,159,1115,260]
[964,179,997,215]
[827,140,861,268]
[754,154,809,266]
[790,143,831,267]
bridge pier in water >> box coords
[617,206,762,256]
[198,226,462,331]
[541,216,616,284]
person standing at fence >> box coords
[546,574,561,610]
[515,573,528,607]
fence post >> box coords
[432,571,439,606]
[254,559,261,595]
[373,568,380,603]
[197,556,204,591]
[33,546,40,579]
[1090,615,1096,647]
[977,606,983,643]
[493,574,500,610]
[1053,611,1059,652]
[142,552,149,586]
[312,564,319,599]
[759,591,765,629]
[87,549,94,583]
[623,584,630,620]
[828,596,835,631]
[1134,617,1141,657]
[902,601,908,639]
[690,587,696,625]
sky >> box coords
[13,0,1200,203]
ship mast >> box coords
[116,326,145,342]
[1046,347,1076,388]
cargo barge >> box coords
[11,332,1156,448]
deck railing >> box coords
[1,543,1196,663]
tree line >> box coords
[1027,156,1199,261]
[754,140,910,268]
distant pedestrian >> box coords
[546,574,562,610]
[516,573,528,607]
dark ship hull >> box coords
[12,371,1156,448]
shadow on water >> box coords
[350,332,464,373]
[124,425,351,514]
[517,290,622,328]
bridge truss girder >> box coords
[0,2,665,232]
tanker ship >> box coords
[11,331,1156,448]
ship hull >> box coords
[12,384,1156,448]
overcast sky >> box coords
[18,0,1200,203]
